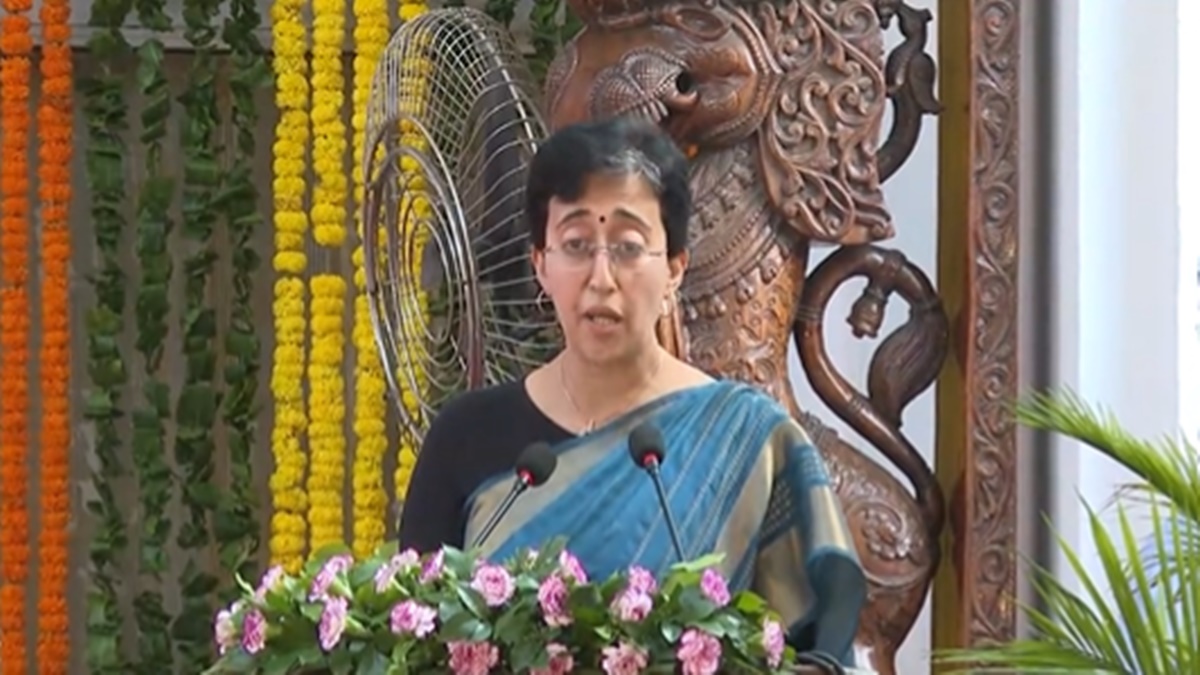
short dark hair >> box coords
[524,118,691,257]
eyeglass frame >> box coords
[542,239,668,269]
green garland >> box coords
[131,0,176,670]
[173,0,225,668]
[80,0,135,671]
[527,0,574,82]
[217,0,269,599]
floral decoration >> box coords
[219,0,270,604]
[203,542,795,675]
[270,0,312,573]
[393,0,432,505]
[131,0,178,666]
[174,0,227,665]
[350,0,393,557]
[306,0,350,552]
[80,1,134,669]
[35,0,72,667]
[0,0,33,666]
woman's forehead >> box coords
[549,173,662,225]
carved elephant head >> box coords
[544,0,895,245]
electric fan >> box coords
[362,7,561,444]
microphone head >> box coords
[628,423,666,468]
[515,442,557,487]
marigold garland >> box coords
[269,0,311,574]
[306,0,350,552]
[0,0,33,668]
[394,0,432,504]
[35,0,72,669]
[350,0,392,558]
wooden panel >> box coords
[931,0,1021,655]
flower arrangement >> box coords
[205,540,793,675]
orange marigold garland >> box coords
[0,0,33,668]
[35,0,72,669]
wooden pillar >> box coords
[931,0,1022,657]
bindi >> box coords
[598,215,606,223]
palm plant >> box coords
[937,390,1200,674]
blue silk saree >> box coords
[462,380,866,665]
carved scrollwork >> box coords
[875,0,940,181]
[753,0,893,245]
[794,244,948,535]
[963,0,1020,647]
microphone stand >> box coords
[644,459,685,562]
[471,480,527,549]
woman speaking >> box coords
[398,117,867,668]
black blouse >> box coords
[396,380,574,553]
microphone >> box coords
[471,442,557,549]
[627,423,686,562]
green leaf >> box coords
[935,390,1200,674]
[455,585,489,618]
[261,653,298,675]
[358,649,391,675]
[669,553,726,574]
[732,591,768,615]
[673,587,717,624]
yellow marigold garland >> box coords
[394,0,432,505]
[306,0,348,551]
[36,0,72,667]
[349,0,391,558]
[269,0,310,573]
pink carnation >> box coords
[558,551,588,584]
[421,549,445,583]
[310,554,353,601]
[254,566,285,603]
[319,597,349,652]
[471,563,515,607]
[537,574,572,626]
[699,568,730,607]
[447,640,500,675]
[601,642,648,675]
[611,588,653,623]
[390,599,437,638]
[677,629,722,675]
[762,619,785,668]
[375,549,420,592]
[240,608,267,654]
[531,643,575,675]
[213,606,238,654]
[626,566,657,594]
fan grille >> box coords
[363,7,562,444]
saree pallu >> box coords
[463,380,866,665]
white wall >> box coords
[786,1,939,672]
[1044,0,1185,593]
[1180,0,1200,448]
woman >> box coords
[398,118,866,667]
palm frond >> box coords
[1016,389,1200,522]
[934,390,1200,673]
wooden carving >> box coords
[544,1,946,671]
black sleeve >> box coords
[397,409,466,553]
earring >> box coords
[660,295,673,317]
[536,288,552,314]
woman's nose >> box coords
[586,250,618,290]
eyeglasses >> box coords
[544,239,666,270]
